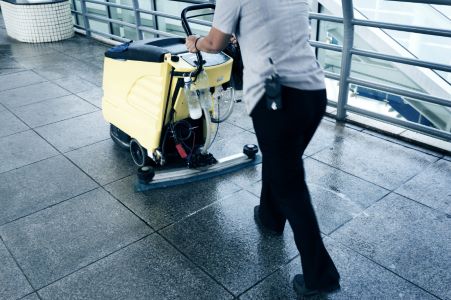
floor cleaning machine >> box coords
[102,4,260,191]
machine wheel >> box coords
[110,124,131,150]
[137,166,155,184]
[130,139,151,167]
[243,144,259,159]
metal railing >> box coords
[310,0,451,141]
[70,0,451,142]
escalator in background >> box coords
[316,0,451,132]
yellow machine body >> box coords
[102,51,233,155]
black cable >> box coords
[209,88,221,146]
[173,119,193,141]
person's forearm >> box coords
[195,36,221,54]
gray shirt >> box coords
[213,0,326,114]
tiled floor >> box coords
[1,16,450,300]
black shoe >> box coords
[293,274,340,298]
[254,206,284,236]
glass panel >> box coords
[89,19,110,33]
[106,0,140,39]
[316,19,343,77]
[86,2,108,16]
[324,78,340,103]
[155,0,212,36]
[137,0,154,31]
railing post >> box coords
[131,0,144,40]
[105,0,115,36]
[151,0,160,37]
[70,0,80,26]
[336,0,354,121]
[79,0,91,37]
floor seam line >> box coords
[0,235,37,292]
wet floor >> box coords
[0,13,450,300]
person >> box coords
[185,0,340,297]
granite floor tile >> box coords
[362,130,444,158]
[0,81,71,108]
[0,70,46,91]
[79,54,106,69]
[309,182,376,235]
[48,35,100,49]
[0,48,24,70]
[312,130,438,190]
[245,180,262,197]
[38,235,233,300]
[0,155,98,226]
[66,43,109,57]
[15,52,72,69]
[304,158,390,210]
[225,103,254,131]
[0,32,11,45]
[0,130,58,174]
[104,175,241,229]
[161,190,298,295]
[31,63,77,81]
[50,37,109,57]
[209,131,258,159]
[0,109,29,138]
[66,139,135,185]
[215,121,246,142]
[7,43,60,59]
[64,61,103,86]
[53,75,99,94]
[76,87,103,108]
[0,240,33,300]
[305,121,352,157]
[395,159,451,215]
[240,237,438,300]
[0,55,24,70]
[12,94,98,128]
[35,111,109,152]
[0,189,153,289]
[331,193,451,299]
[223,163,262,189]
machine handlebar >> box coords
[181,4,216,79]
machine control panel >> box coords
[180,52,231,67]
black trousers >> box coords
[251,86,340,290]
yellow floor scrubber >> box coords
[102,4,260,191]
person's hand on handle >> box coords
[185,35,200,53]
